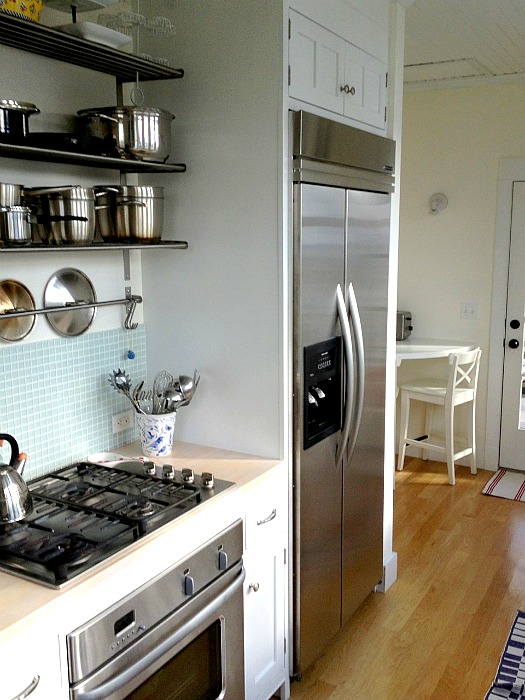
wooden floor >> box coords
[290,457,525,700]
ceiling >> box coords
[403,0,525,90]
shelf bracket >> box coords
[122,249,131,281]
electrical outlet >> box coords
[112,410,133,434]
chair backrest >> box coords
[447,347,482,399]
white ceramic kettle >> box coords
[0,433,32,523]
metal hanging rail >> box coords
[0,292,142,330]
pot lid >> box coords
[77,105,175,119]
[0,279,37,342]
[43,268,96,337]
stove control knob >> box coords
[183,570,195,596]
[162,464,174,480]
[182,467,195,484]
[144,462,156,476]
[218,549,228,570]
[201,471,214,489]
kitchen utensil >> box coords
[0,182,22,207]
[152,370,174,414]
[77,106,174,162]
[161,386,185,412]
[0,433,32,523]
[43,268,96,337]
[178,370,200,405]
[0,205,32,245]
[26,132,79,151]
[25,186,95,245]
[0,279,36,341]
[94,185,164,243]
[108,368,144,413]
[132,380,144,404]
[0,100,40,143]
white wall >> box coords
[397,82,525,468]
[139,0,286,459]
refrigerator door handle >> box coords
[346,282,365,462]
[335,283,354,470]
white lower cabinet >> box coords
[289,9,387,131]
[1,624,63,700]
[243,465,289,700]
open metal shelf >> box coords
[0,240,188,252]
[0,142,186,173]
[0,13,183,82]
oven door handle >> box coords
[74,566,246,700]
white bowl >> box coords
[58,22,132,50]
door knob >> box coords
[508,339,520,349]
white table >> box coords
[396,337,477,366]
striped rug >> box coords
[482,469,525,502]
[485,611,525,699]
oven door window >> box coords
[126,620,222,700]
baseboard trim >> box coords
[376,551,398,592]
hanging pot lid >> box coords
[43,268,96,337]
[0,279,36,342]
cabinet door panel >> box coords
[344,43,386,128]
[243,467,288,700]
[289,10,345,115]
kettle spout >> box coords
[14,452,27,475]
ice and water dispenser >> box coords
[303,337,342,449]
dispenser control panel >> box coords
[303,337,341,450]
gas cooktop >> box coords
[0,460,234,588]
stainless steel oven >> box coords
[67,519,245,700]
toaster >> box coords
[396,311,413,341]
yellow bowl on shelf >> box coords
[0,0,43,22]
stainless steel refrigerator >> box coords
[291,111,395,677]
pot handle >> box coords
[116,199,147,207]
[45,215,89,222]
[82,112,120,123]
[0,433,20,468]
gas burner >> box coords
[59,482,101,503]
[117,497,162,520]
[0,522,32,548]
[0,461,235,587]
[20,532,96,566]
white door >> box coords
[500,180,525,469]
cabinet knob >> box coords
[249,582,260,592]
[340,84,356,95]
[508,338,520,349]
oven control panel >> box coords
[66,519,243,684]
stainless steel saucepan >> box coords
[77,106,174,163]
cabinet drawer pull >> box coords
[11,675,40,700]
[249,582,260,592]
[257,508,276,525]
[340,84,356,95]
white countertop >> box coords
[0,440,283,640]
[396,337,477,365]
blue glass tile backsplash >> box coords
[0,326,146,480]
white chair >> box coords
[397,348,482,485]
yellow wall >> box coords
[397,82,525,467]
